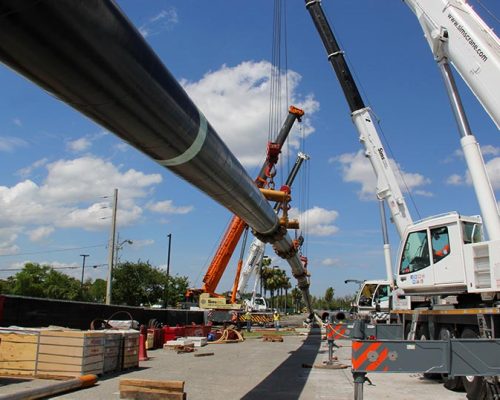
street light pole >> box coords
[80,254,89,288]
[164,233,172,308]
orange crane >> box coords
[186,105,304,301]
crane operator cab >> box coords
[397,212,486,296]
[354,280,391,318]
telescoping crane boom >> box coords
[403,0,500,130]
[0,0,316,318]
[190,105,304,300]
[234,151,310,302]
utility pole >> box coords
[106,188,118,305]
[80,254,90,288]
[164,233,172,308]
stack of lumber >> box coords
[36,330,105,377]
[120,379,186,400]
[0,328,40,376]
[0,327,142,377]
[103,330,123,373]
[121,330,140,369]
[0,328,105,377]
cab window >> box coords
[431,226,450,263]
[462,222,483,244]
[399,230,430,274]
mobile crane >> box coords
[305,0,500,396]
[234,151,310,304]
[186,105,304,309]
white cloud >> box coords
[333,150,431,200]
[321,257,340,266]
[414,190,434,197]
[446,174,464,185]
[67,137,91,152]
[147,200,193,215]
[0,156,162,234]
[289,206,339,236]
[447,157,500,190]
[481,145,500,157]
[28,226,54,242]
[131,239,155,248]
[0,228,20,255]
[139,8,178,38]
[16,158,49,178]
[13,118,22,127]
[181,61,319,167]
[0,136,27,152]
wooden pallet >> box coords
[120,378,186,400]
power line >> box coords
[0,263,107,272]
[0,244,106,258]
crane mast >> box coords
[234,151,310,300]
[305,0,413,238]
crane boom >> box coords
[305,0,413,237]
[235,152,310,299]
[200,106,304,296]
[404,0,500,129]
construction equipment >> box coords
[403,0,500,130]
[186,105,305,305]
[305,0,500,396]
[234,152,310,302]
[0,0,315,319]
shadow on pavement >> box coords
[241,333,322,400]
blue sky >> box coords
[0,1,499,298]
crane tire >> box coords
[461,327,489,400]
[439,326,464,392]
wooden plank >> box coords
[37,353,103,366]
[0,333,39,343]
[120,388,185,400]
[0,341,38,361]
[38,344,103,357]
[39,335,104,347]
[120,379,184,391]
[40,330,105,338]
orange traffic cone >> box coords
[139,325,149,362]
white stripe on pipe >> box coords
[158,111,208,166]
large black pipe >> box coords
[0,0,276,234]
[0,0,314,313]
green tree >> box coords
[112,260,189,307]
[291,287,304,313]
[112,261,166,306]
[87,278,106,303]
[164,275,189,307]
[6,263,80,300]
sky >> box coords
[0,1,499,299]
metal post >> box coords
[353,372,366,400]
[378,199,394,288]
[438,60,500,241]
[106,188,118,305]
[164,233,172,308]
[80,254,89,288]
